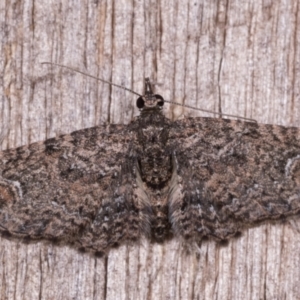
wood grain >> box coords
[1,0,300,299]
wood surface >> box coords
[0,1,300,299]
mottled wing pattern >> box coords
[0,124,146,254]
[169,117,300,240]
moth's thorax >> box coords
[132,108,172,188]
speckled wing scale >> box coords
[0,124,142,254]
[169,118,300,240]
[1,78,300,255]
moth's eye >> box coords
[155,95,164,107]
[136,97,145,108]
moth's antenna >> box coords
[41,62,142,97]
[164,100,256,123]
[41,62,256,123]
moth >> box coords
[0,73,300,256]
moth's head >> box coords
[136,78,164,110]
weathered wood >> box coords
[0,0,300,299]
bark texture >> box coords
[0,1,300,299]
